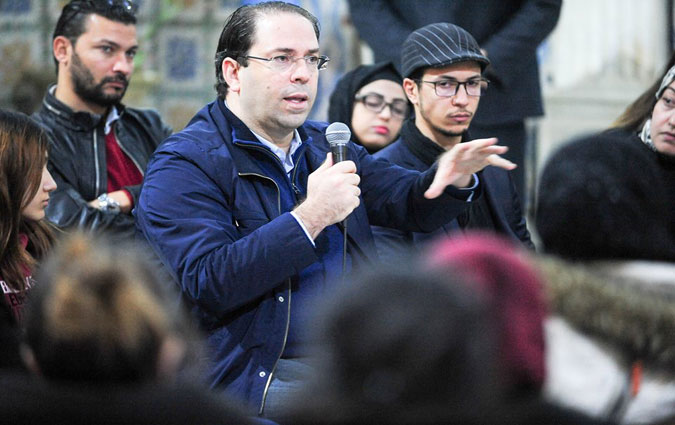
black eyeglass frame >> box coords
[416,77,490,98]
[354,93,409,119]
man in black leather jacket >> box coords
[33,0,171,240]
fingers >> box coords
[424,173,453,199]
[453,138,507,157]
[463,137,499,149]
[317,153,333,170]
[487,154,517,170]
[330,160,357,174]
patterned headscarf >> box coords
[639,64,675,150]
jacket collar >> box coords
[41,84,125,132]
[537,256,675,373]
[400,118,470,166]
[209,99,323,175]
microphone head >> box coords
[325,122,351,146]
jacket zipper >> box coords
[114,125,145,176]
[291,160,302,198]
[43,100,63,117]
[93,130,101,194]
[237,172,292,415]
[239,143,304,198]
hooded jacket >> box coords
[32,86,171,240]
[537,257,675,424]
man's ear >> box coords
[222,57,242,94]
[53,35,72,68]
[403,78,419,105]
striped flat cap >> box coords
[401,22,489,78]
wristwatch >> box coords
[97,193,121,214]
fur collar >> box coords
[535,256,675,373]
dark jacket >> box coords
[372,120,533,260]
[347,0,562,125]
[32,86,171,240]
[0,372,253,425]
[135,100,473,412]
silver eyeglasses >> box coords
[417,77,489,97]
[241,54,330,72]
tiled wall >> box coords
[0,0,359,130]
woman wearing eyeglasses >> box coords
[328,62,409,153]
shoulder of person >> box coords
[302,119,329,136]
[122,107,172,134]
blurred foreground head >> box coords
[536,133,675,262]
[426,232,547,394]
[293,264,499,424]
[23,233,193,383]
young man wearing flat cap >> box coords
[373,23,533,261]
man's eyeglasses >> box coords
[354,93,409,119]
[417,77,489,97]
[241,54,330,72]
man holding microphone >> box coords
[135,1,514,418]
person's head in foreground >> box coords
[22,233,191,383]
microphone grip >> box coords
[331,143,348,163]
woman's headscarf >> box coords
[639,64,675,150]
[327,62,403,148]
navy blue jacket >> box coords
[373,133,533,260]
[135,100,473,412]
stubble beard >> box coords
[418,95,468,139]
[418,105,466,139]
[70,51,128,109]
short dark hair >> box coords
[52,0,137,72]
[214,1,320,100]
[288,264,500,424]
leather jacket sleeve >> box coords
[45,161,137,240]
[36,102,170,240]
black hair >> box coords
[536,131,675,262]
[287,264,501,424]
[213,1,320,100]
[52,0,137,72]
[407,68,424,83]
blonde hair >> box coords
[25,233,189,382]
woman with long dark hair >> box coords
[0,109,57,324]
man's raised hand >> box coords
[425,138,516,199]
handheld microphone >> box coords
[325,122,352,278]
[325,122,351,163]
